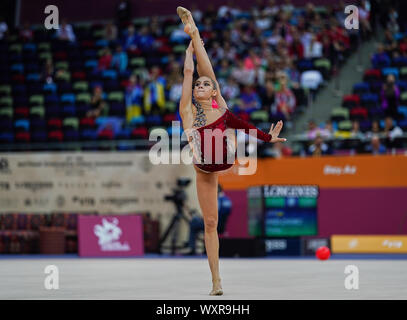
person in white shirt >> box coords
[56,19,76,42]
[304,34,322,59]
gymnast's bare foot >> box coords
[176,6,198,38]
[209,278,223,296]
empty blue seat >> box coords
[382,67,399,79]
[0,132,13,143]
[393,57,407,67]
[62,105,76,117]
[45,94,59,104]
[61,93,76,104]
[353,82,370,94]
[43,83,57,93]
[80,129,97,140]
[146,115,162,126]
[15,119,30,131]
[95,39,109,47]
[398,106,407,119]
[102,69,117,80]
[64,130,79,141]
[116,128,131,139]
[129,115,145,126]
[26,73,41,82]
[11,63,24,73]
[85,59,98,69]
[396,81,407,91]
[23,43,37,52]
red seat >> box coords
[363,69,381,81]
[131,127,149,139]
[72,71,86,80]
[54,51,67,60]
[98,129,114,140]
[350,107,368,119]
[48,118,62,129]
[48,130,63,141]
[342,94,360,108]
[15,132,30,142]
[15,107,30,118]
[80,117,95,128]
[12,74,25,83]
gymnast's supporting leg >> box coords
[194,167,223,295]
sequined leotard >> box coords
[191,108,272,173]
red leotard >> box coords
[191,109,271,173]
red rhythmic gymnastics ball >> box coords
[316,246,331,260]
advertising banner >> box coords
[331,235,407,253]
[78,215,144,257]
[0,152,198,218]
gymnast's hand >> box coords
[269,120,287,143]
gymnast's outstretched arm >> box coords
[179,42,195,130]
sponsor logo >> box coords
[382,239,403,248]
[72,196,95,206]
[265,239,287,252]
[264,185,319,198]
[94,218,131,252]
[306,239,329,251]
[15,181,53,192]
[100,197,139,208]
[323,165,357,176]
[0,158,11,174]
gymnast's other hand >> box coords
[269,120,287,143]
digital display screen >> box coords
[248,185,318,237]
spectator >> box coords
[269,141,293,158]
[56,19,76,42]
[273,72,296,121]
[244,49,262,71]
[221,77,240,105]
[350,120,365,140]
[168,73,183,103]
[144,66,166,115]
[122,25,138,50]
[184,184,231,255]
[239,85,261,113]
[137,26,154,51]
[383,116,403,149]
[87,85,108,118]
[98,47,112,71]
[260,80,275,113]
[217,59,232,86]
[20,22,33,42]
[371,44,391,68]
[289,31,304,61]
[263,0,280,17]
[111,45,128,73]
[307,134,332,156]
[281,0,295,15]
[366,135,386,155]
[126,75,144,124]
[381,74,400,119]
[104,22,118,43]
[208,41,225,65]
[0,17,8,41]
[231,59,256,86]
[42,59,55,83]
[304,34,323,59]
[365,119,382,140]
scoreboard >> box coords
[248,185,319,237]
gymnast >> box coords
[177,6,286,295]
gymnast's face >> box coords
[193,76,217,101]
